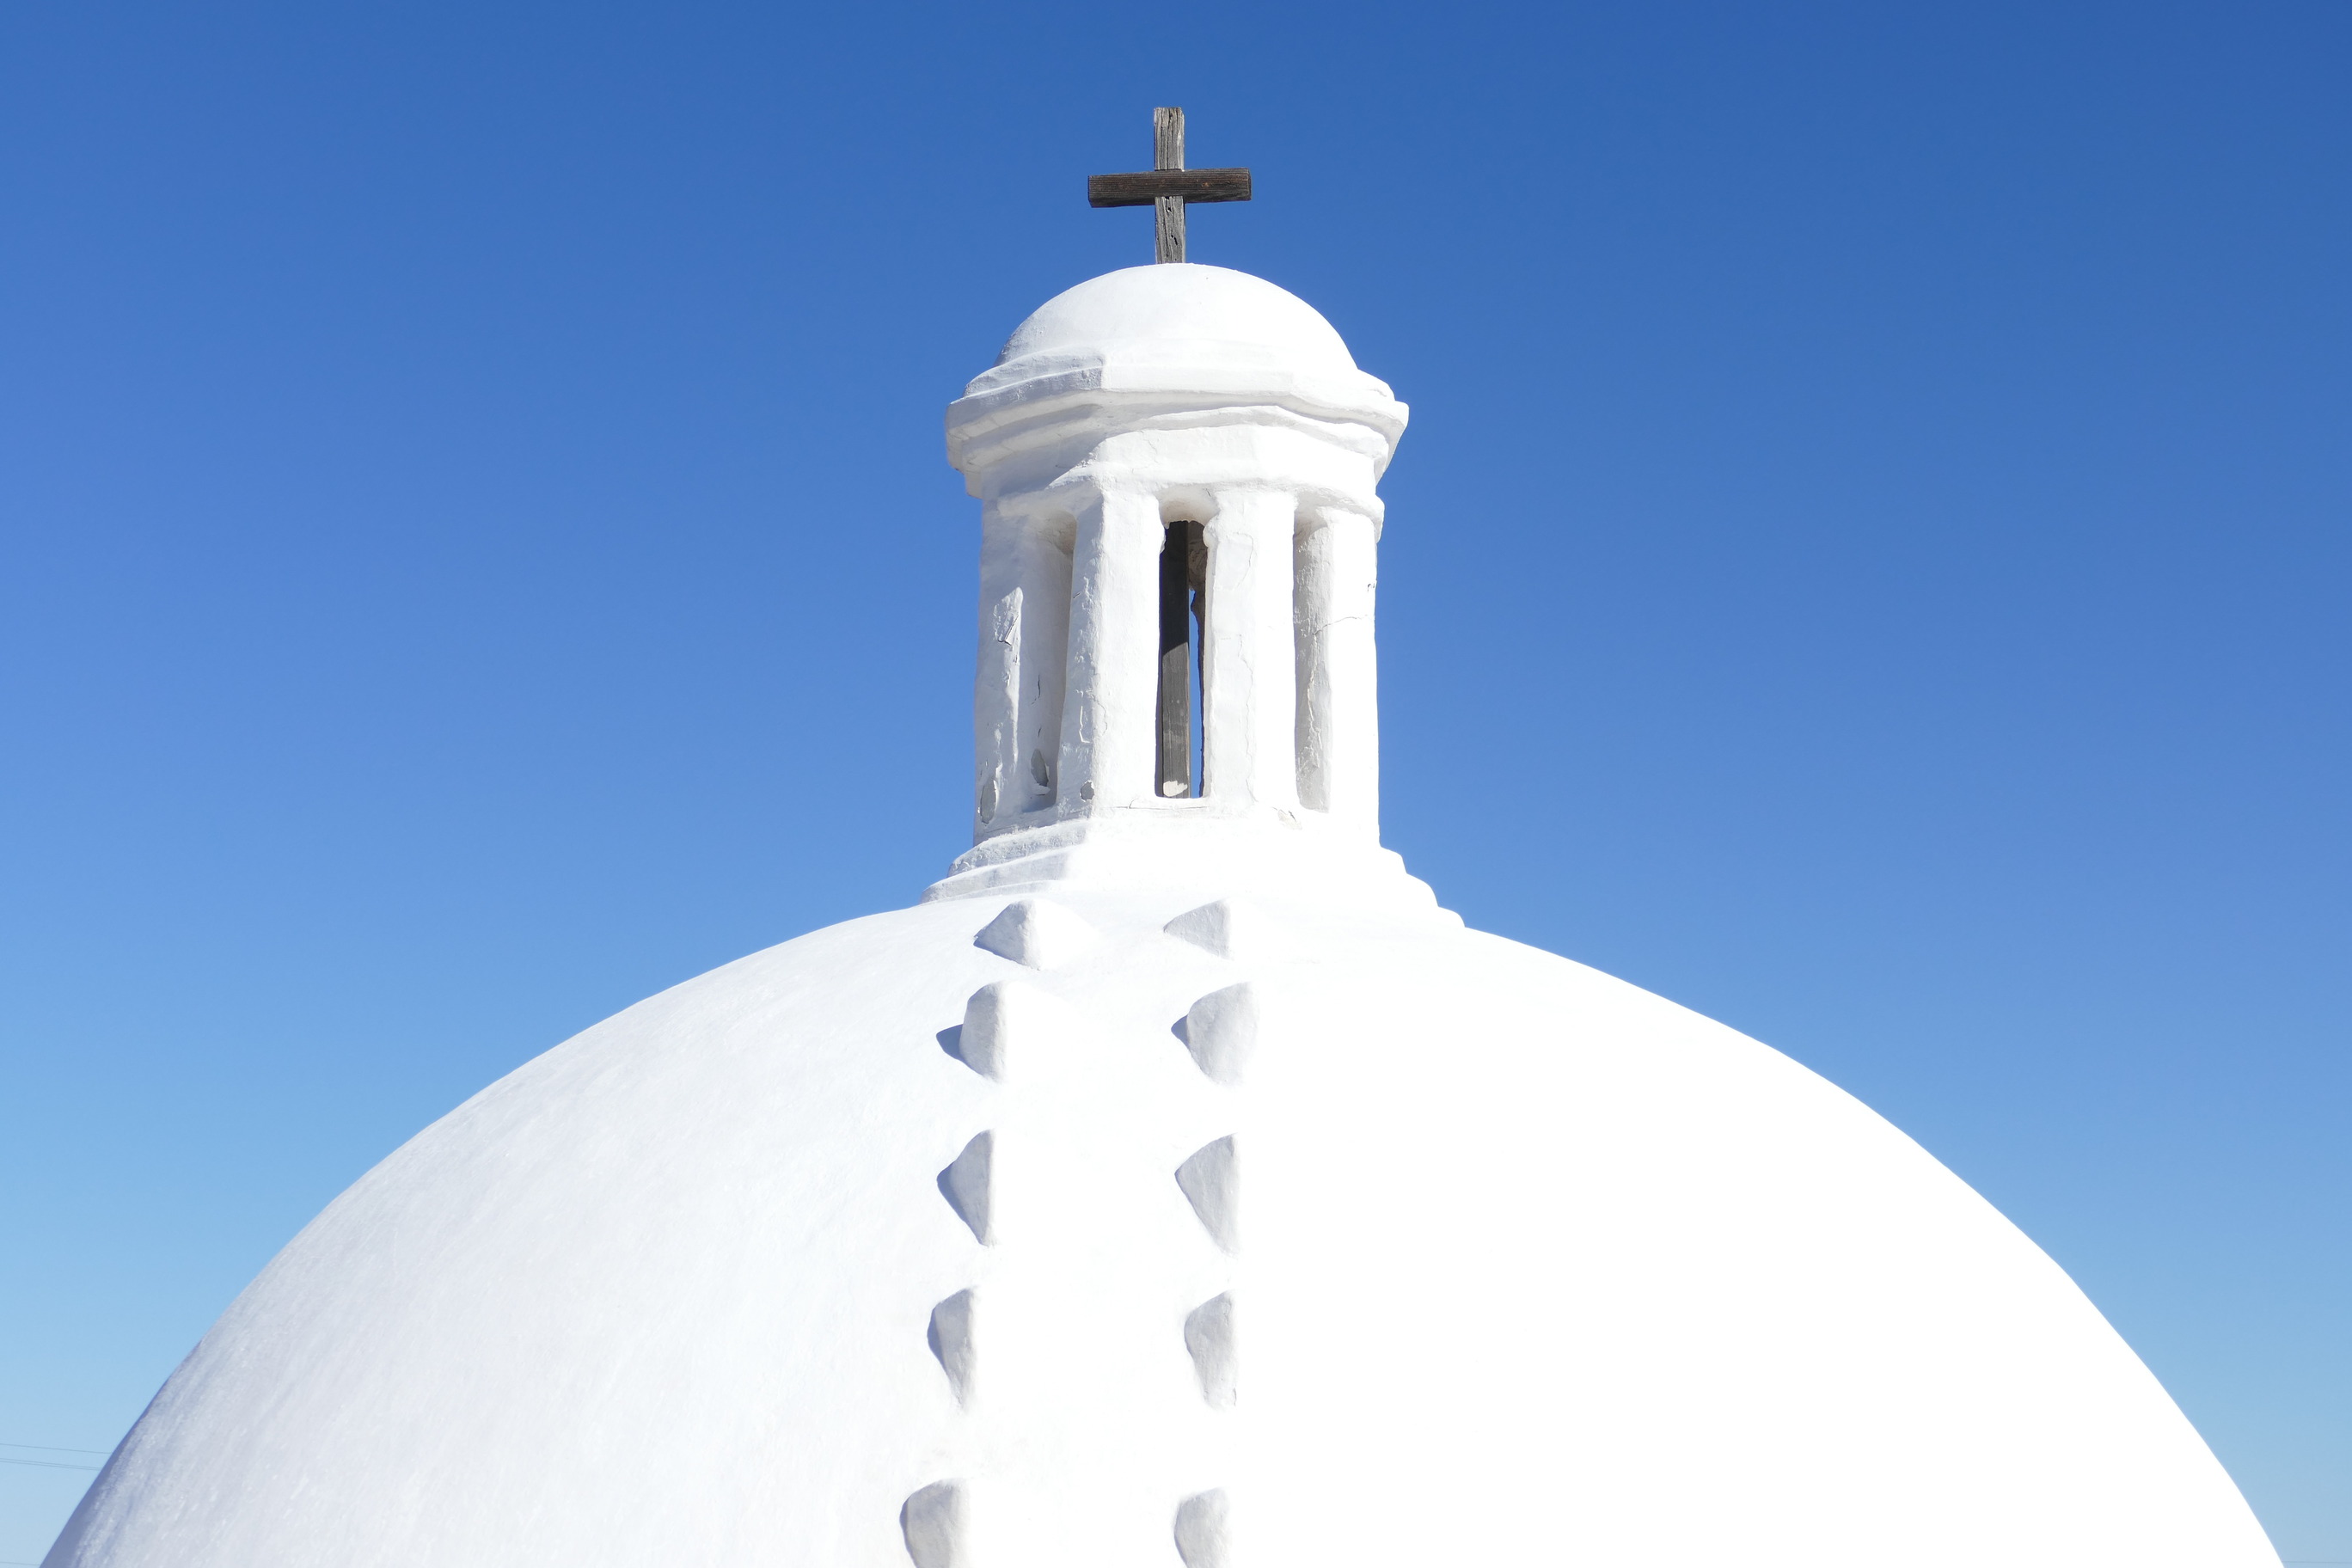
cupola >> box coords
[940,264,1415,904]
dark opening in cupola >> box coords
[1156,518,1206,797]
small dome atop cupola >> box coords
[995,264,1361,374]
[948,265,1406,493]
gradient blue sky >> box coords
[3,1,2345,1561]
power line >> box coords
[0,1441,107,1475]
[0,1455,100,1471]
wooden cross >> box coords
[1087,107,1252,264]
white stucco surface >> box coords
[994,264,1360,377]
[47,879,2279,1566]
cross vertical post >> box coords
[1155,107,1186,264]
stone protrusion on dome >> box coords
[952,978,1065,1081]
[936,1131,995,1245]
[1182,1291,1238,1409]
[899,1479,968,1568]
[1173,1488,1232,1568]
[915,904,1256,1564]
[971,897,1097,969]
[1164,897,1289,962]
[1175,1135,1239,1254]
[1180,982,1258,1087]
[947,264,1405,872]
[927,1289,977,1408]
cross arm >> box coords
[1087,168,1253,208]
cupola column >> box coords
[1200,487,1302,811]
[973,502,1073,831]
[972,503,1022,830]
[1294,507,1380,830]
[1058,486,1164,816]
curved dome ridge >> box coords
[995,263,1360,374]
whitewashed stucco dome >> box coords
[46,266,2280,1568]
[996,264,1361,374]
[946,265,1406,495]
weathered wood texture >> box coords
[1086,168,1253,207]
[1155,106,1185,172]
[1156,196,1185,265]
[1155,107,1186,261]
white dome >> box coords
[47,883,2275,1567]
[946,266,1406,495]
[995,265,1360,376]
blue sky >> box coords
[2,0,2345,1560]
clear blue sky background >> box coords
[3,1,2344,1561]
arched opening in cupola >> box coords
[1155,517,1206,798]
